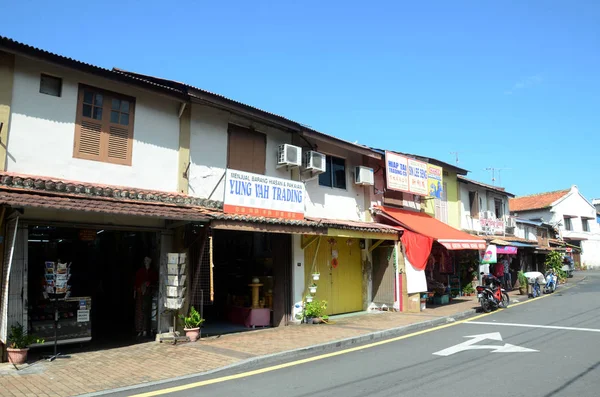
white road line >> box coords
[467,321,600,333]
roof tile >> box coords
[509,189,570,212]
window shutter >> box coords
[473,192,480,219]
[74,85,134,165]
[227,124,266,174]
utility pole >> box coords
[485,167,511,186]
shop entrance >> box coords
[27,225,159,347]
[197,229,291,336]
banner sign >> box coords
[480,218,505,234]
[481,245,498,264]
[408,158,428,196]
[224,169,305,220]
[427,164,443,199]
[385,151,409,192]
[497,246,517,255]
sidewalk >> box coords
[0,275,584,397]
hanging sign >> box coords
[427,164,444,198]
[385,151,409,192]
[79,229,96,241]
[481,245,498,264]
[224,169,305,220]
[77,310,90,322]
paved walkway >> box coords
[0,275,583,397]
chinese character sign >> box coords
[223,169,305,220]
[385,151,409,192]
[408,159,428,196]
[427,164,443,199]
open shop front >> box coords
[25,224,161,347]
[189,225,293,336]
[374,206,485,312]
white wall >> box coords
[459,182,510,233]
[7,56,181,192]
[188,104,292,201]
[299,139,368,222]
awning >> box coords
[0,190,212,222]
[376,206,485,250]
[510,242,538,248]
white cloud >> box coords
[505,75,543,95]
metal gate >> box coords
[372,245,395,307]
[7,225,27,333]
[0,216,19,343]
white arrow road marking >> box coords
[433,332,538,357]
[467,321,600,333]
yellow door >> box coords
[304,236,363,315]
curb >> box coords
[77,308,478,397]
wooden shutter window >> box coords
[227,124,266,174]
[74,85,135,166]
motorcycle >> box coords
[477,273,510,313]
[544,270,558,294]
[524,271,545,298]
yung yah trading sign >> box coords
[385,151,441,197]
[224,169,305,220]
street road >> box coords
[109,272,600,397]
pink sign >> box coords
[497,246,517,255]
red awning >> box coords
[377,206,486,250]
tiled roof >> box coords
[509,189,570,212]
[0,172,222,209]
[0,190,211,221]
[458,175,515,197]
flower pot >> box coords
[305,317,314,324]
[309,287,317,294]
[519,287,527,295]
[305,296,313,303]
[312,274,320,281]
[312,317,322,324]
[184,327,200,342]
[7,348,28,365]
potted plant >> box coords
[7,323,43,365]
[179,306,204,342]
[462,283,475,296]
[517,271,528,295]
[312,272,320,281]
[304,299,328,324]
[305,294,314,303]
[309,283,318,294]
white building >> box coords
[510,186,600,268]
[457,176,515,235]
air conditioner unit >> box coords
[355,166,374,186]
[277,144,302,168]
[303,151,326,173]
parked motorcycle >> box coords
[477,273,510,313]
[544,269,558,294]
[524,271,544,298]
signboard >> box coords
[481,245,498,264]
[385,152,409,192]
[408,159,428,196]
[480,217,505,234]
[79,229,96,241]
[77,309,90,323]
[427,164,443,199]
[224,169,305,220]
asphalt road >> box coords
[106,272,600,397]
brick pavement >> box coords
[0,276,583,397]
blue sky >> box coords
[2,1,599,198]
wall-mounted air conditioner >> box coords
[303,151,327,173]
[277,144,302,168]
[355,166,374,186]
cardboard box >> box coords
[405,293,421,313]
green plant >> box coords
[304,299,327,318]
[179,306,205,329]
[462,283,475,295]
[545,251,567,280]
[517,271,528,288]
[7,323,43,349]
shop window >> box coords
[582,218,590,232]
[73,84,135,165]
[564,217,573,231]
[40,74,62,97]
[319,155,346,189]
[227,124,266,175]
